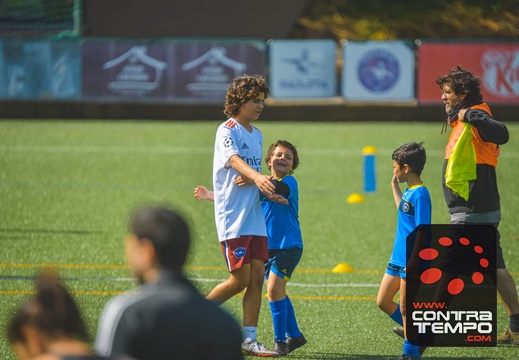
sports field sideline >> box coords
[1,120,518,359]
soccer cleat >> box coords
[241,340,279,357]
[287,333,307,353]
[497,328,519,345]
[393,326,405,339]
[273,340,288,356]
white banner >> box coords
[269,39,337,98]
[342,41,415,102]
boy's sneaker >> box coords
[287,333,307,353]
[241,340,278,357]
[497,328,519,345]
[273,341,288,356]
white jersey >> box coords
[212,118,267,242]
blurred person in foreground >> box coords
[7,271,112,360]
[94,205,243,359]
[436,65,518,344]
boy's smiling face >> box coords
[269,145,294,178]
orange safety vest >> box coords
[444,103,500,166]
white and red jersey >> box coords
[212,118,267,242]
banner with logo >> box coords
[417,42,519,104]
[82,41,170,100]
[406,224,497,347]
[172,42,265,103]
[82,40,266,103]
[0,38,81,99]
[342,41,415,102]
[268,40,337,98]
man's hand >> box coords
[458,109,467,122]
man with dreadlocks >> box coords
[436,65,518,345]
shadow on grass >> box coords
[287,354,505,360]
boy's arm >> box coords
[194,186,214,201]
[391,175,403,209]
[229,155,276,195]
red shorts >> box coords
[221,235,268,272]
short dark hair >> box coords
[435,65,481,99]
[129,206,190,272]
[265,140,300,174]
[7,271,88,344]
[223,74,269,118]
[392,142,426,176]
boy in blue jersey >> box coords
[376,142,431,360]
[259,140,306,356]
[194,139,306,356]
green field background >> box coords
[1,120,518,359]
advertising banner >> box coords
[417,42,519,104]
[82,40,265,103]
[406,224,497,347]
[0,39,80,99]
[342,41,415,102]
[268,39,337,98]
[173,42,265,103]
[82,41,171,100]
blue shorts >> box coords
[385,262,406,279]
[264,248,303,282]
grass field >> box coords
[1,119,518,360]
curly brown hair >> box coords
[265,140,300,174]
[223,75,269,118]
[435,65,481,100]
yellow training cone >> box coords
[346,193,365,203]
[332,263,354,273]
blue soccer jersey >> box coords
[390,184,432,267]
[261,175,303,250]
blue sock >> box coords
[403,339,420,358]
[390,304,403,326]
[285,296,302,338]
[269,298,287,342]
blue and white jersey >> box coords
[261,175,303,250]
[390,184,431,267]
[213,118,267,242]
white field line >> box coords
[2,144,519,159]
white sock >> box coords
[243,326,257,342]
